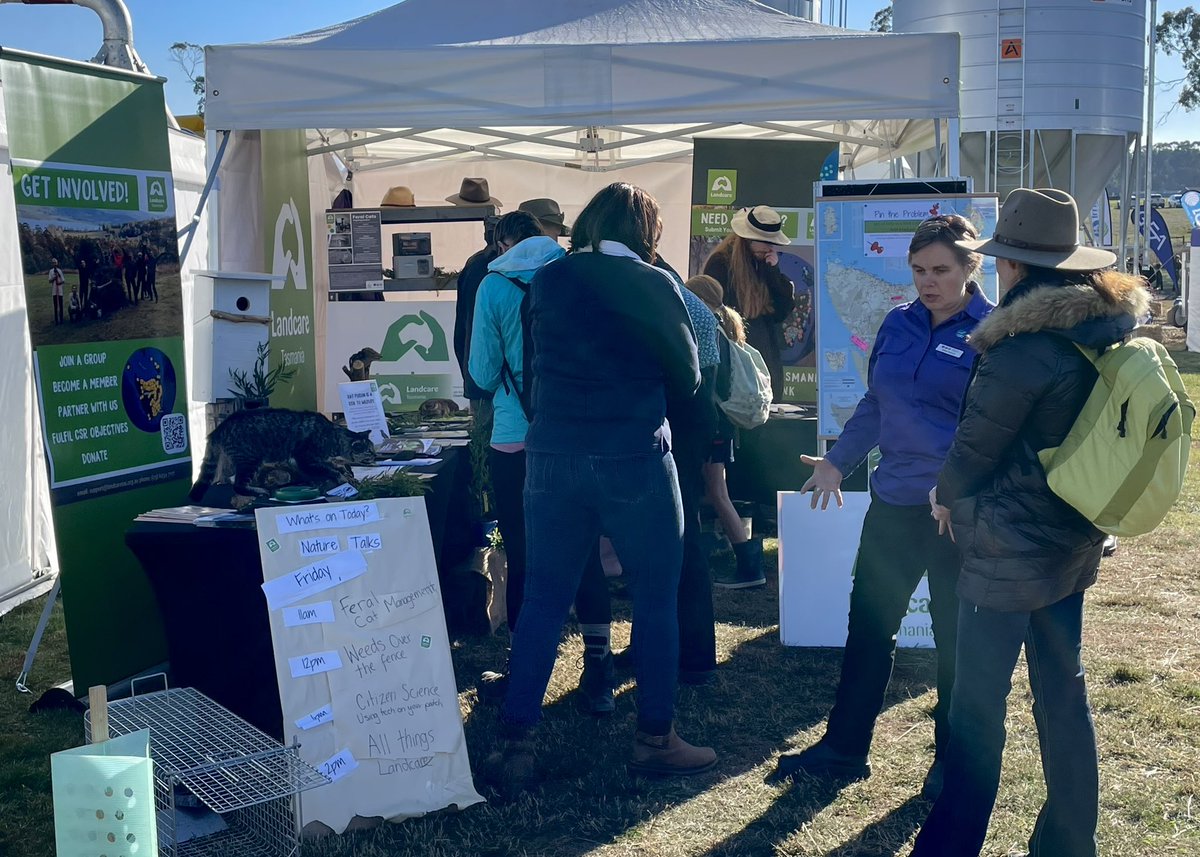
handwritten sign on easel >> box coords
[255,498,482,833]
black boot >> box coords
[579,651,615,716]
[713,538,766,589]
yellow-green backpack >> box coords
[1038,338,1194,537]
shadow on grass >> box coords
[327,576,943,857]
[820,795,927,857]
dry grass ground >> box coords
[2,353,1198,857]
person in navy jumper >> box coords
[483,183,714,793]
[772,215,993,799]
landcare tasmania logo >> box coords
[147,176,169,213]
[707,169,737,205]
[379,312,449,363]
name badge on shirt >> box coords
[935,343,965,359]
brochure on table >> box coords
[814,193,999,439]
[255,498,482,832]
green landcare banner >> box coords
[689,139,838,405]
[2,51,192,689]
[260,130,317,409]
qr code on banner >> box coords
[160,413,188,454]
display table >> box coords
[126,447,481,740]
[726,410,868,510]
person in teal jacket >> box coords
[468,211,616,714]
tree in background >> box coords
[1150,141,1200,192]
[1156,7,1199,111]
[870,4,891,33]
[168,42,205,116]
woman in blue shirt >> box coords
[772,215,993,800]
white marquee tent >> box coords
[2,0,965,622]
[204,0,960,133]
[201,0,963,399]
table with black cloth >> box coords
[125,447,480,741]
[726,409,869,519]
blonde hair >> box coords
[710,234,775,320]
[686,274,746,345]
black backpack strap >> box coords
[495,274,534,422]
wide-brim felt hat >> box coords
[518,197,571,236]
[731,205,791,245]
[957,187,1116,271]
[446,177,500,206]
[380,186,415,207]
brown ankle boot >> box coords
[480,732,538,798]
[628,727,717,776]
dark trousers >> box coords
[912,591,1097,857]
[504,451,683,735]
[673,431,716,674]
[489,448,610,633]
[823,496,961,758]
[52,295,64,323]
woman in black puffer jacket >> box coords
[912,189,1149,857]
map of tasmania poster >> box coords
[814,195,999,439]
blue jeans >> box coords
[911,591,1098,857]
[502,451,684,736]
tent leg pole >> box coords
[178,129,230,269]
[934,120,942,177]
[17,576,61,694]
[947,118,960,178]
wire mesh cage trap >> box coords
[85,686,328,857]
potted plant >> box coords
[228,341,295,409]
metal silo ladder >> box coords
[993,0,1028,200]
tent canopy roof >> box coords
[204,0,960,131]
[272,0,849,47]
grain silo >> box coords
[894,0,1146,233]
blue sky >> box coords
[0,0,1193,142]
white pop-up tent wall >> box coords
[0,74,56,617]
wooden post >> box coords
[88,685,109,743]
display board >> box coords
[326,210,384,292]
[814,193,999,438]
[778,491,933,648]
[3,49,193,686]
[255,497,482,832]
[324,298,464,413]
[689,138,837,404]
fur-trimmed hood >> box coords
[969,273,1150,352]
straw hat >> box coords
[731,205,790,245]
[380,186,416,207]
[445,178,501,206]
[957,188,1116,271]
[518,197,571,236]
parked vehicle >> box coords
[1151,193,1165,208]
[1167,193,1183,208]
